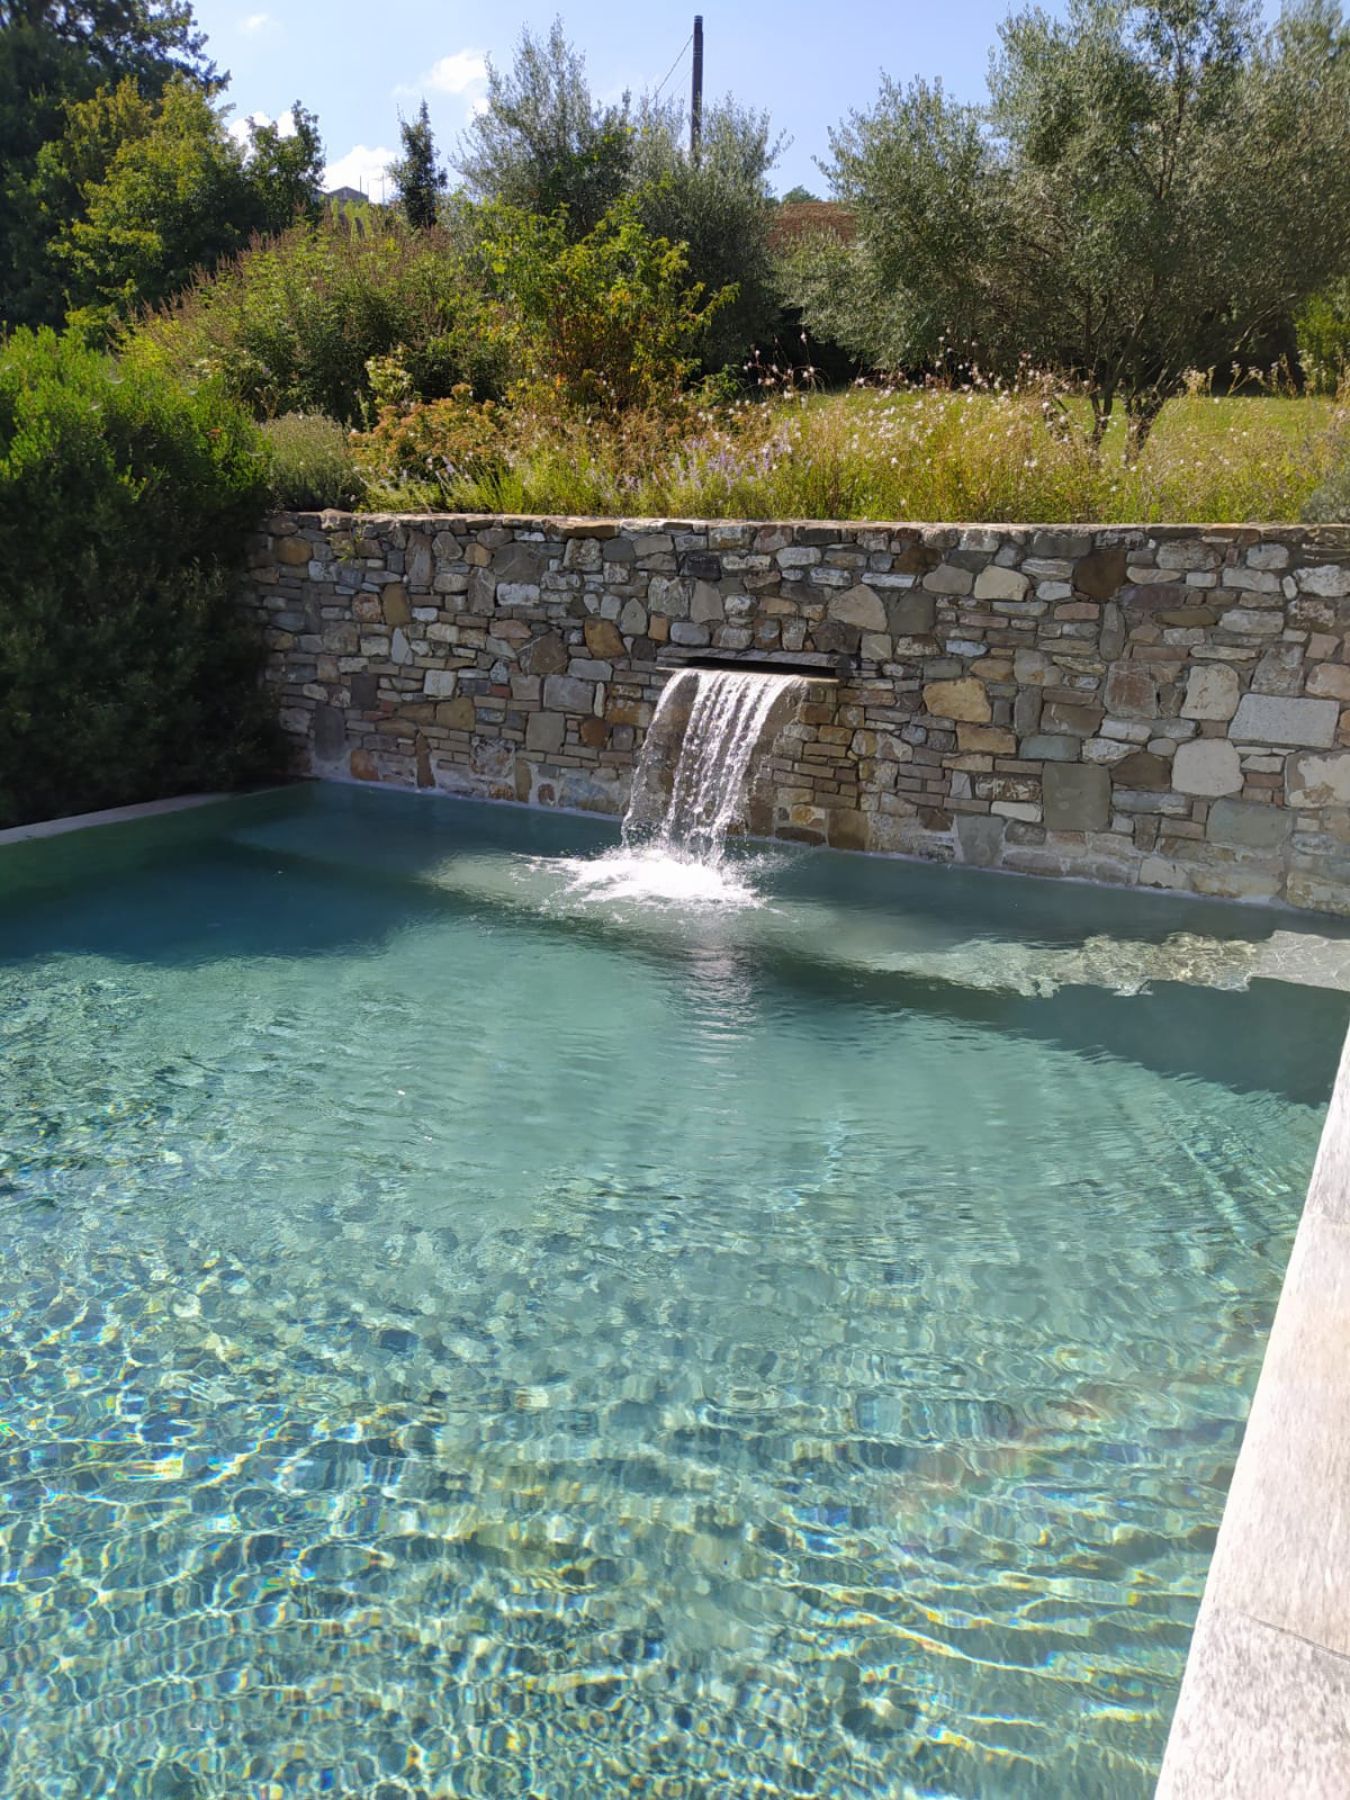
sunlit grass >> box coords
[356,387,1347,523]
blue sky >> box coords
[199,0,1052,198]
[204,0,1288,198]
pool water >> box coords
[1,786,1345,1800]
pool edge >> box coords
[1156,1023,1350,1796]
[0,789,285,847]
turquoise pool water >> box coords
[1,786,1345,1799]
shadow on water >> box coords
[2,781,1347,1106]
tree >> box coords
[33,78,322,340]
[455,18,632,236]
[0,0,217,327]
[392,100,447,229]
[780,184,820,203]
[629,95,784,370]
[796,0,1350,454]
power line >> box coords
[653,31,693,101]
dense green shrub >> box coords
[0,327,279,827]
[262,412,362,509]
[130,216,510,424]
[1298,279,1350,396]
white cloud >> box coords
[240,11,273,32]
[323,144,397,198]
[227,108,296,149]
[395,48,487,103]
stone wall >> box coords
[244,513,1350,913]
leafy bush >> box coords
[129,215,510,424]
[263,412,362,509]
[1298,279,1350,396]
[481,197,731,416]
[0,327,279,827]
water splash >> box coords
[554,667,805,908]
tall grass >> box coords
[353,385,1347,523]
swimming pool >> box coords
[2,785,1345,1798]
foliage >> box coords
[629,96,782,371]
[0,0,217,329]
[1299,279,1350,395]
[32,77,323,340]
[262,412,362,509]
[455,19,632,236]
[129,215,510,424]
[792,0,1350,454]
[780,185,821,203]
[391,100,447,231]
[478,197,733,416]
[351,381,1346,524]
[0,326,279,826]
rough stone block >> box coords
[923,677,990,723]
[1182,664,1240,720]
[1206,797,1293,849]
[1074,548,1127,599]
[1230,694,1339,748]
[1306,663,1350,704]
[542,674,596,714]
[956,724,1017,754]
[972,565,1028,602]
[423,670,457,698]
[829,584,887,631]
[1105,661,1159,720]
[885,591,935,638]
[1111,750,1171,790]
[1043,762,1110,831]
[1287,750,1350,808]
[1020,734,1081,761]
[584,618,626,658]
[923,563,974,596]
[1173,736,1243,796]
[956,814,1008,865]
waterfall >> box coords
[550,665,804,908]
[626,668,805,861]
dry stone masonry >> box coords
[245,513,1350,914]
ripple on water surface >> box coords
[0,786,1343,1799]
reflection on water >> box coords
[0,785,1344,1799]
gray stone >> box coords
[923,563,974,596]
[1287,750,1350,808]
[1020,734,1080,761]
[1207,798,1293,850]
[1230,693,1340,748]
[619,599,648,636]
[690,580,725,624]
[493,542,548,584]
[1173,736,1243,795]
[525,711,566,754]
[829,583,888,631]
[313,704,347,760]
[955,814,1007,867]
[1182,664,1240,720]
[1013,688,1043,738]
[423,670,457,698]
[1043,762,1110,831]
[1251,644,1306,696]
[542,674,596,714]
[885,591,936,638]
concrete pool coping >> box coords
[1157,1023,1350,1795]
[0,792,233,846]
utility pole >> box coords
[690,14,703,164]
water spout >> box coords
[549,666,805,908]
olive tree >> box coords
[795,0,1350,453]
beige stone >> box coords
[828,584,887,631]
[1287,750,1350,808]
[1306,663,1350,704]
[956,723,1017,754]
[1172,737,1243,796]
[1182,664,1240,721]
[972,566,1029,602]
[923,677,991,723]
[584,617,626,659]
